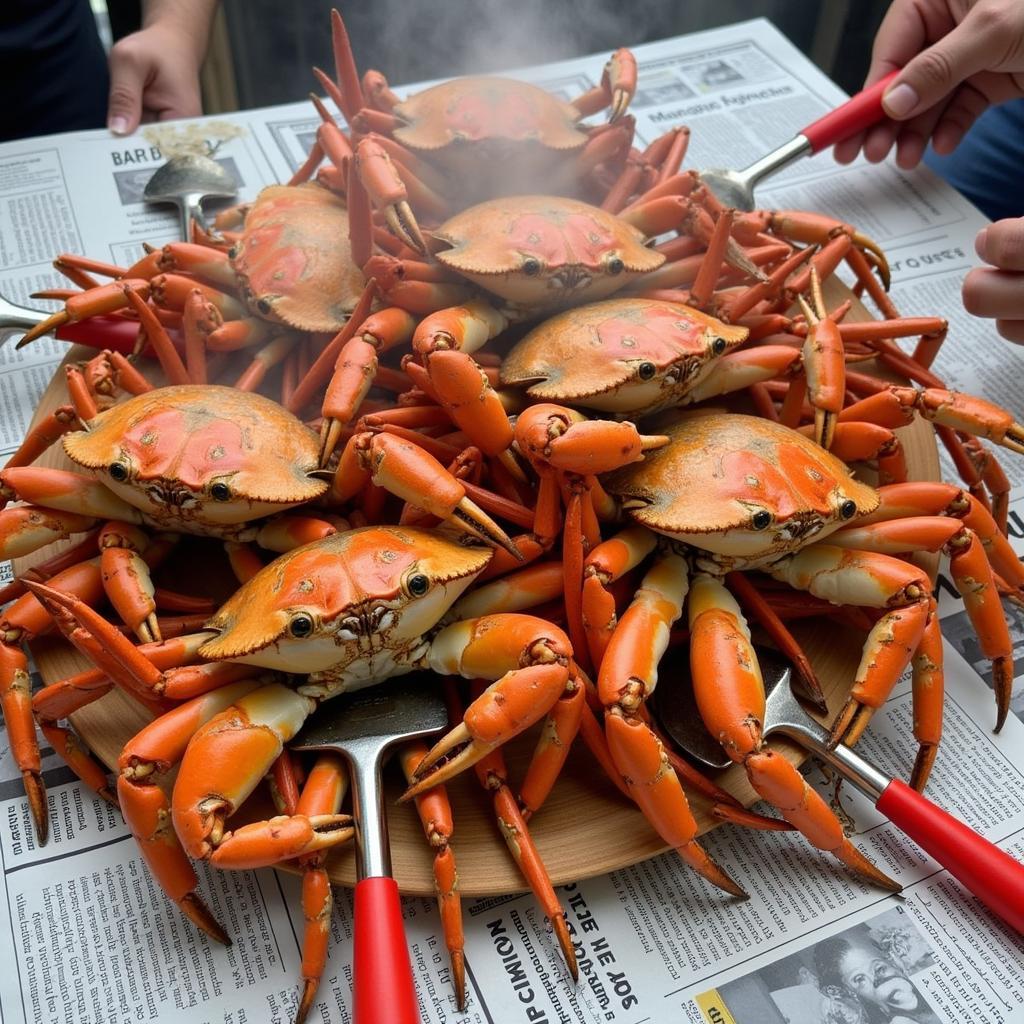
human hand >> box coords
[106,19,208,135]
[963,219,1024,343]
[834,0,1024,169]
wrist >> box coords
[140,0,217,67]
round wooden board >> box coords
[14,281,940,897]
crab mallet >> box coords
[699,71,900,211]
[655,646,1024,935]
[291,676,451,1024]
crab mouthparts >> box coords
[146,481,199,508]
[779,512,824,541]
[549,266,592,292]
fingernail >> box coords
[975,227,989,261]
[882,82,918,118]
[108,116,129,136]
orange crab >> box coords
[27,524,595,1020]
[566,411,1014,893]
[314,8,638,252]
[19,183,371,397]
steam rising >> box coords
[339,0,671,87]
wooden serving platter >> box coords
[13,282,940,897]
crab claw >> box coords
[16,280,150,348]
[605,49,637,122]
[334,432,523,560]
[354,137,427,254]
[22,580,165,700]
[403,617,573,797]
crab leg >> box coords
[471,735,579,979]
[582,525,658,669]
[909,601,944,790]
[316,305,418,444]
[292,753,350,1024]
[31,632,213,803]
[514,405,667,658]
[768,545,935,751]
[97,523,162,642]
[172,683,353,869]
[16,279,150,347]
[620,198,761,279]
[404,614,575,794]
[797,268,844,448]
[117,680,267,943]
[329,7,364,122]
[874,387,1024,454]
[0,506,97,559]
[331,431,521,557]
[862,483,1024,595]
[288,280,376,416]
[960,435,1011,535]
[410,300,515,463]
[830,516,1013,735]
[3,562,104,841]
[399,743,465,1010]
[822,422,908,485]
[725,571,827,711]
[4,405,78,470]
[353,136,426,253]
[446,554,589,814]
[595,553,746,895]
[571,48,637,121]
[688,573,900,890]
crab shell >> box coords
[232,184,366,332]
[603,411,880,561]
[64,385,326,529]
[199,526,492,689]
[501,298,749,414]
[431,195,663,309]
[393,78,588,203]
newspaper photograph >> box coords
[0,12,1023,1024]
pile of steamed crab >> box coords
[3,10,1024,1021]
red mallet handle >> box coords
[876,779,1024,934]
[353,876,421,1024]
[801,70,901,152]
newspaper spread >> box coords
[1,17,1023,1024]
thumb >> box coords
[106,47,147,135]
[881,6,1001,120]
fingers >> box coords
[881,3,1013,121]
[106,25,208,135]
[833,131,865,165]
[995,319,1024,344]
[963,267,1024,319]
[965,219,1024,344]
[977,219,1024,271]
[107,41,147,135]
[867,0,940,86]
[930,81,990,154]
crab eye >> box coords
[637,361,657,380]
[751,510,772,530]
[108,462,129,482]
[711,337,728,355]
[257,298,273,316]
[607,256,625,275]
[839,499,857,520]
[407,573,430,597]
[522,256,542,276]
[289,614,314,638]
[211,482,231,502]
